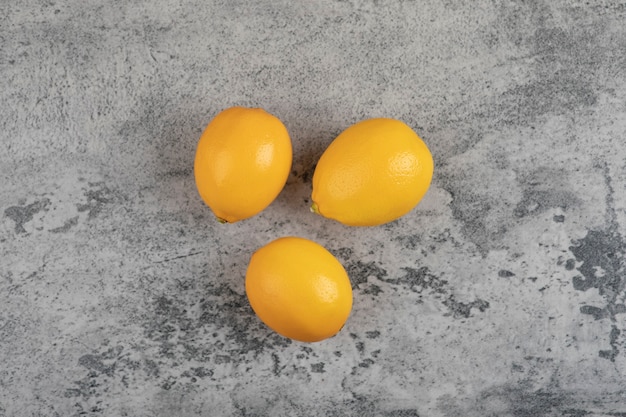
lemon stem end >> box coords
[216,216,229,224]
[310,202,320,215]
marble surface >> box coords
[2,1,626,416]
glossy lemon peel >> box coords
[311,118,433,227]
[194,106,292,223]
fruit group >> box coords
[194,107,292,223]
[311,118,433,226]
[245,237,353,342]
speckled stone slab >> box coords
[2,1,626,416]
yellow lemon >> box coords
[311,118,433,226]
[245,237,353,343]
[194,107,292,223]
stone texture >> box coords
[2,1,626,416]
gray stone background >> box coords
[2,1,626,416]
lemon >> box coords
[194,107,292,223]
[311,118,433,226]
[245,236,353,343]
